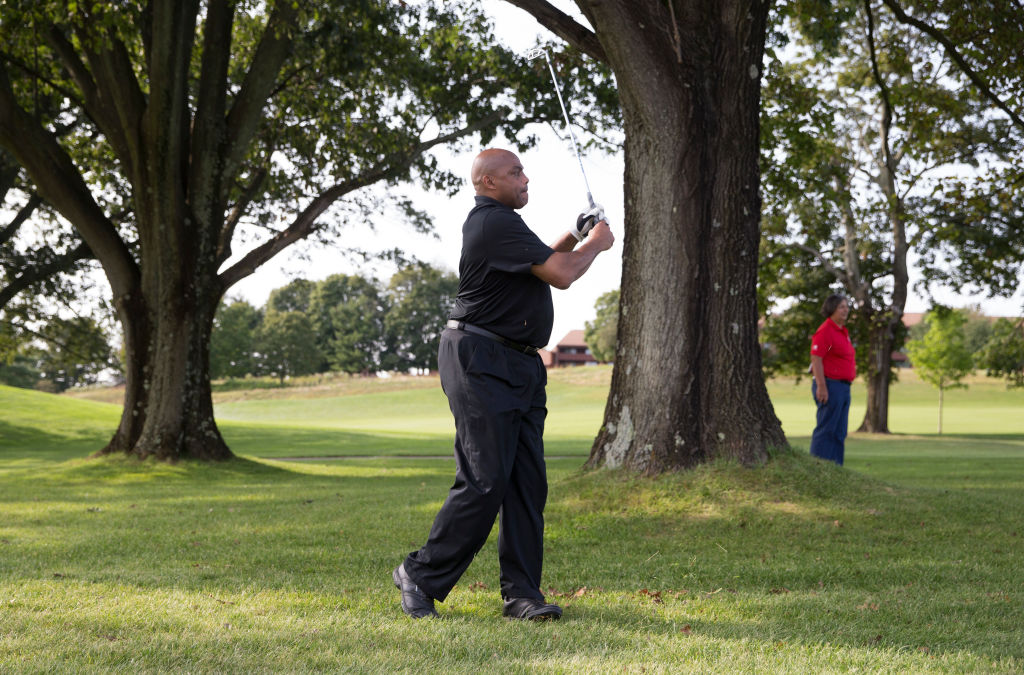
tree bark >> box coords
[854,7,909,435]
[130,291,229,460]
[98,287,230,460]
[857,313,896,433]
[100,289,148,455]
[548,0,788,472]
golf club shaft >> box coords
[540,52,595,209]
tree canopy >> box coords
[208,264,458,380]
[759,0,1024,431]
[977,316,1024,389]
[0,0,616,460]
[382,265,459,373]
[210,299,261,380]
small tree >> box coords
[382,265,458,373]
[255,312,321,384]
[20,315,114,392]
[905,308,974,434]
[318,276,386,376]
[210,299,261,379]
[583,289,618,364]
[977,317,1024,389]
[0,352,41,388]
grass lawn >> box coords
[2,370,1023,673]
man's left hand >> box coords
[571,204,606,241]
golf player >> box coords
[392,148,614,620]
[809,294,856,465]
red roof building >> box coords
[548,330,599,367]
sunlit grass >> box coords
[2,450,1022,672]
[49,367,1024,459]
[2,376,1024,672]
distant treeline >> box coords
[0,264,458,391]
[211,264,458,381]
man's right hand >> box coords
[587,221,614,251]
[533,220,615,289]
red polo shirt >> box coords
[810,318,856,382]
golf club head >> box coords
[525,48,547,61]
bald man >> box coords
[392,148,614,620]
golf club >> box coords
[526,47,595,209]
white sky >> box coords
[226,0,1024,349]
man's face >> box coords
[488,156,529,209]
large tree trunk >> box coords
[581,0,787,473]
[100,289,149,454]
[131,294,228,460]
[98,238,231,460]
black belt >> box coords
[445,320,540,355]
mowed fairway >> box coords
[205,366,1024,460]
[211,368,613,458]
[2,369,1023,673]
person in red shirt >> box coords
[809,294,856,465]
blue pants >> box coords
[810,379,850,465]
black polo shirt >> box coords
[449,196,556,347]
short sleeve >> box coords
[483,212,555,274]
[810,326,830,357]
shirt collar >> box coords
[475,195,509,209]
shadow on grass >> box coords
[12,453,380,490]
[0,419,113,465]
[3,451,1022,667]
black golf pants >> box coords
[403,329,548,602]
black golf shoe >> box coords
[392,564,439,619]
[502,597,562,621]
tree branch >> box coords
[793,242,851,289]
[832,174,868,299]
[0,240,93,311]
[0,62,138,299]
[0,50,87,110]
[218,166,268,265]
[865,0,909,315]
[0,192,43,245]
[223,1,299,182]
[880,0,1024,132]
[864,0,897,194]
[219,111,507,289]
[189,0,235,222]
[78,28,147,181]
[500,0,606,63]
[45,26,134,168]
